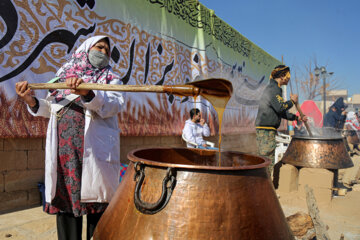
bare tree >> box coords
[291,58,340,100]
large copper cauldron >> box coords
[281,135,353,169]
[94,148,294,240]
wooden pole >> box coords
[305,185,331,240]
[28,83,200,97]
[295,102,313,137]
[289,77,313,136]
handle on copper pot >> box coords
[133,162,176,215]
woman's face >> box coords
[90,39,110,56]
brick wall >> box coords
[0,133,256,213]
[0,138,45,214]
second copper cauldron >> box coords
[281,135,353,169]
[94,148,294,240]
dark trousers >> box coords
[56,212,104,240]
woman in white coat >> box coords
[15,35,124,240]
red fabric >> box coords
[292,100,323,127]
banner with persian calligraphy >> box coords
[0,0,281,138]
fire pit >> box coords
[281,135,353,169]
[93,148,294,240]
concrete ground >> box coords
[0,208,87,240]
[1,156,360,240]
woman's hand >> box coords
[15,81,36,107]
[65,77,89,96]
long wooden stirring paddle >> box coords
[28,82,201,97]
[288,79,313,136]
[295,102,313,137]
[28,78,233,99]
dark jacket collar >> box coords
[270,78,281,89]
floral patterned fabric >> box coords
[51,47,118,103]
[45,98,108,217]
[119,163,128,182]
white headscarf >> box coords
[51,35,119,103]
[75,35,109,54]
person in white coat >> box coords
[182,108,217,149]
[345,111,360,154]
[15,35,124,240]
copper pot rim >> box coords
[292,135,343,141]
[127,147,270,171]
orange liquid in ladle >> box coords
[187,79,233,166]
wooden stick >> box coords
[295,102,313,137]
[305,185,331,240]
[28,83,200,97]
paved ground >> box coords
[0,207,87,240]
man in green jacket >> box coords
[255,65,307,175]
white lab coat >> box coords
[182,119,210,148]
[28,85,124,203]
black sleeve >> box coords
[82,90,95,102]
[29,97,39,113]
[270,93,294,114]
[280,111,297,121]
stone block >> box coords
[342,157,360,185]
[121,145,137,159]
[298,185,332,204]
[28,188,42,206]
[220,136,232,145]
[207,136,218,143]
[299,168,334,189]
[0,191,27,213]
[42,138,46,150]
[278,164,299,193]
[0,151,27,171]
[352,184,360,192]
[120,148,130,164]
[346,190,360,199]
[143,136,161,145]
[4,138,42,151]
[0,173,4,192]
[160,136,181,144]
[28,150,45,169]
[168,143,184,148]
[173,135,183,146]
[121,136,144,146]
[5,169,44,192]
[313,188,332,204]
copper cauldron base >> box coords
[94,148,294,240]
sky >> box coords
[200,0,360,99]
